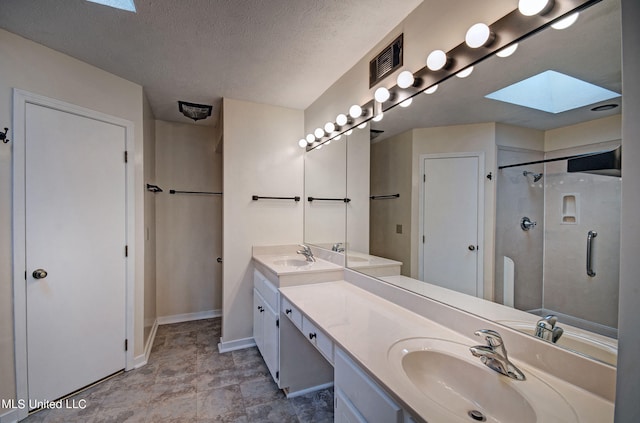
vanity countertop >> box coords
[279,280,614,423]
[253,252,342,276]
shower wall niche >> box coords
[496,137,621,338]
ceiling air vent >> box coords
[369,34,403,88]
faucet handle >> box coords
[474,329,503,348]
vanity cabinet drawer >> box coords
[281,297,303,330]
[302,316,334,364]
[335,348,402,423]
[254,269,278,311]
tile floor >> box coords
[23,318,334,422]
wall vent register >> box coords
[369,34,403,88]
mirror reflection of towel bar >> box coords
[587,230,597,277]
[370,194,400,200]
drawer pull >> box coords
[285,309,292,314]
[309,332,317,340]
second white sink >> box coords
[388,337,578,423]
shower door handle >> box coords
[587,230,597,277]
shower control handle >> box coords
[587,230,597,277]
[521,217,537,231]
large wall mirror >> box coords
[307,0,622,366]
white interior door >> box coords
[422,154,483,296]
[25,103,127,403]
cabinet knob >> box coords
[285,309,292,315]
[308,332,316,340]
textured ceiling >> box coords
[0,0,423,126]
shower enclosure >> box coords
[495,142,621,338]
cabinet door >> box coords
[335,388,367,423]
[263,303,279,382]
[253,289,264,352]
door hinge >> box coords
[276,319,279,328]
[276,371,279,379]
[25,270,27,280]
[124,151,128,163]
[125,245,128,257]
[422,235,425,243]
[423,174,426,182]
[125,339,128,351]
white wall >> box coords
[143,93,157,345]
[304,137,347,246]
[155,121,223,319]
[615,0,640,419]
[222,98,304,347]
[0,29,146,410]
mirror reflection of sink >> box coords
[272,257,310,268]
[388,338,578,423]
[498,321,617,366]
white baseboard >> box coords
[285,382,334,399]
[0,408,19,423]
[157,309,222,325]
[132,318,159,369]
[218,337,256,353]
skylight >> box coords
[86,0,136,12]
[485,70,620,114]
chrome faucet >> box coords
[534,315,564,343]
[296,244,316,262]
[469,329,526,381]
[331,242,345,253]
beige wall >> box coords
[370,130,413,274]
[411,123,497,299]
[155,121,222,318]
[222,98,304,346]
[143,94,157,345]
[545,115,622,151]
[616,0,640,419]
[0,29,145,410]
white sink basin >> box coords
[388,338,578,423]
[499,321,617,366]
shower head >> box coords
[523,170,543,182]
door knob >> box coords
[32,269,48,279]
[468,245,476,251]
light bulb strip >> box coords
[301,0,598,152]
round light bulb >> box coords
[465,23,493,49]
[349,104,363,118]
[551,12,579,30]
[334,135,342,141]
[324,122,335,133]
[496,43,518,58]
[316,145,323,150]
[396,71,415,89]
[399,98,413,108]
[336,113,348,126]
[325,140,331,146]
[306,133,315,143]
[357,122,368,129]
[456,66,474,78]
[298,138,307,148]
[424,85,439,94]
[374,87,391,103]
[345,129,353,136]
[426,50,448,71]
[314,127,324,138]
[518,0,553,16]
[372,113,384,122]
